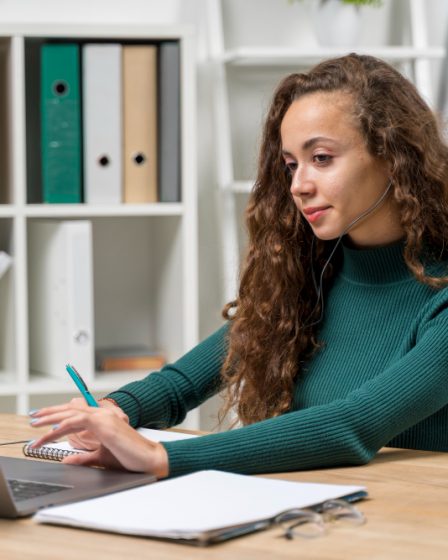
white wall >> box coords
[0,0,180,24]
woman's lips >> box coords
[303,206,331,223]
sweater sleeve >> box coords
[162,295,448,477]
[106,324,229,428]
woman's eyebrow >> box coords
[282,137,339,156]
[302,136,337,150]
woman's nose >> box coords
[290,168,315,197]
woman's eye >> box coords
[284,162,297,175]
[313,154,332,165]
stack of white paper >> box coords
[34,470,366,544]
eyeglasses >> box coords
[274,499,366,540]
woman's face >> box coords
[280,91,403,247]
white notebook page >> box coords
[31,427,197,454]
[34,470,366,541]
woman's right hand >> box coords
[32,398,130,450]
[29,405,168,478]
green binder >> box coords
[41,44,82,203]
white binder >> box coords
[28,221,94,380]
[83,44,122,204]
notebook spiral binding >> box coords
[22,443,80,462]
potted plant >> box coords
[290,0,383,47]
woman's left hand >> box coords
[29,405,169,478]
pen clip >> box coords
[66,363,99,407]
[66,363,88,390]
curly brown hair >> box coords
[220,53,448,426]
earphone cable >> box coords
[304,181,393,328]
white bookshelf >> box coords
[0,24,199,428]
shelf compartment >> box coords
[91,369,154,391]
[227,64,290,182]
[24,35,183,206]
[0,395,17,413]
[27,215,184,381]
[0,218,15,376]
[28,369,153,396]
[92,215,184,365]
[0,38,13,204]
[29,391,88,410]
[0,370,19,395]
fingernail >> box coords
[28,439,36,448]
[29,418,40,425]
[28,409,39,417]
[52,424,59,430]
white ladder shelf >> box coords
[206,0,444,304]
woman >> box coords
[30,54,448,478]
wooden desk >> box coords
[0,414,447,560]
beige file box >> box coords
[123,45,158,203]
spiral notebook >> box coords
[23,428,197,461]
[23,440,86,461]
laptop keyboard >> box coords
[8,478,72,502]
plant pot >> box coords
[311,0,362,47]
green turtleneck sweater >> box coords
[108,243,448,477]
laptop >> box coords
[0,456,156,518]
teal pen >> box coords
[66,364,99,407]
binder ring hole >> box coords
[133,152,146,166]
[98,155,110,167]
[74,330,89,345]
[53,80,69,96]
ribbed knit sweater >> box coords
[109,242,448,477]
